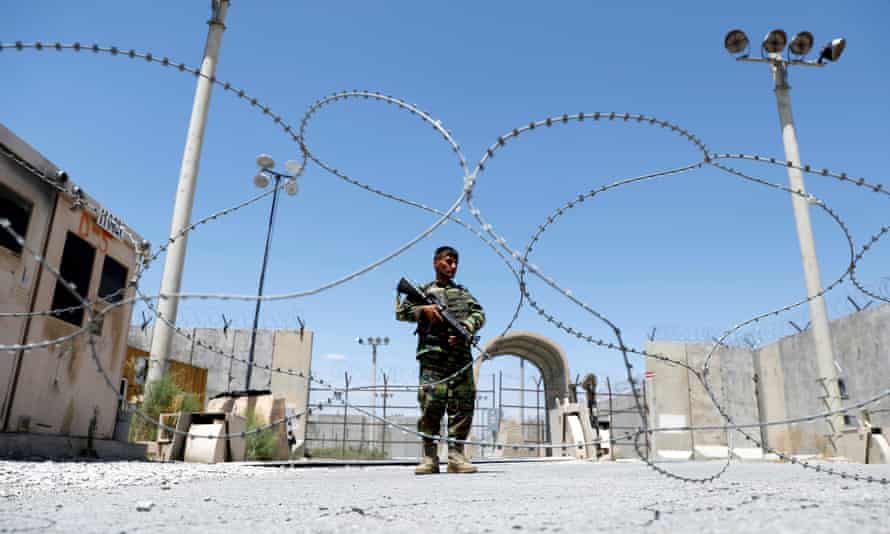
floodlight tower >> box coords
[357,336,389,447]
[244,154,302,390]
[724,28,848,452]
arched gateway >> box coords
[473,331,572,451]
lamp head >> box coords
[818,38,846,63]
[255,153,275,169]
[253,172,270,189]
[356,337,364,344]
[284,179,298,196]
[724,29,749,56]
[285,160,304,176]
[789,31,814,57]
[762,29,787,55]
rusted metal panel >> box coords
[123,347,208,407]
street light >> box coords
[244,154,303,390]
[357,336,389,448]
[723,28,847,453]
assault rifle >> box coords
[397,277,479,345]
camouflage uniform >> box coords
[395,280,485,443]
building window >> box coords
[51,231,96,326]
[0,183,32,255]
[98,255,128,303]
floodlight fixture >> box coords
[284,179,298,196]
[357,337,363,344]
[255,153,275,169]
[285,160,303,175]
[789,31,814,57]
[762,29,787,55]
[724,29,749,55]
[818,38,846,63]
[253,172,270,189]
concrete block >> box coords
[657,450,692,460]
[731,448,764,460]
[192,328,238,402]
[271,330,313,446]
[184,423,227,463]
[227,413,246,462]
[694,445,729,459]
[868,434,890,464]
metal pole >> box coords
[519,358,525,443]
[371,343,377,448]
[147,0,230,385]
[382,373,388,455]
[536,376,542,457]
[772,62,843,449]
[245,174,281,390]
[342,372,349,457]
[498,370,503,428]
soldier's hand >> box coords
[418,305,443,323]
[447,335,460,347]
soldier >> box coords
[396,246,485,474]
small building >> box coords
[0,123,144,446]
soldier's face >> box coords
[434,253,458,281]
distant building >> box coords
[0,123,144,442]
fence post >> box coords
[535,376,542,457]
[382,373,389,456]
[498,370,503,443]
[342,372,350,458]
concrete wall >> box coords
[645,303,890,459]
[128,326,313,435]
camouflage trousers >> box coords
[416,351,476,444]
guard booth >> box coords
[0,123,144,444]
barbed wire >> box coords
[3,40,890,486]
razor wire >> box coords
[2,41,890,485]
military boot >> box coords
[414,441,440,475]
[447,444,478,474]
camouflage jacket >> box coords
[395,279,485,357]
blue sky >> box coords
[4,1,889,402]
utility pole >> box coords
[147,0,230,385]
[357,337,389,449]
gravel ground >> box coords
[1,459,889,533]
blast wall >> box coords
[645,303,890,459]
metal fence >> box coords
[304,370,647,459]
